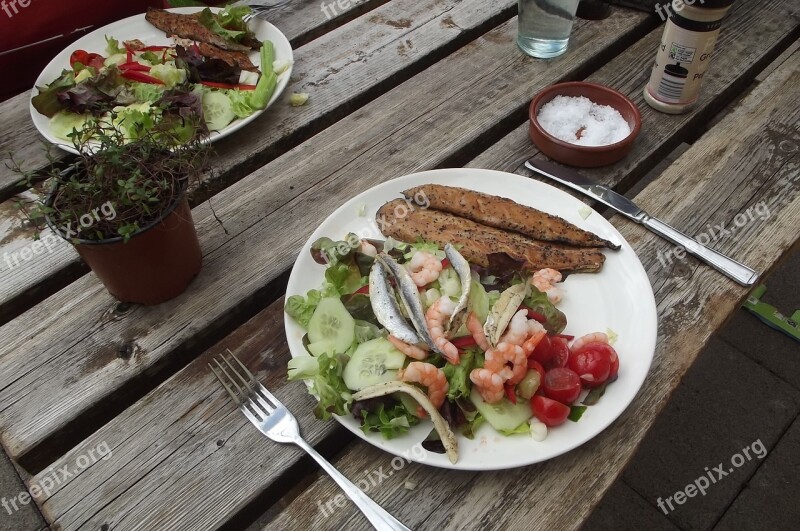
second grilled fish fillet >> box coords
[403,184,620,249]
[377,200,605,273]
[145,8,252,53]
[197,43,258,72]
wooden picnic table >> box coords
[0,1,797,529]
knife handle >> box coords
[643,217,759,286]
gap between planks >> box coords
[0,0,520,327]
[23,19,800,531]
[0,9,651,475]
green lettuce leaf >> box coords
[442,349,478,400]
[359,401,419,439]
[285,290,323,329]
[31,70,75,118]
[105,35,124,56]
[197,7,248,42]
[287,353,352,420]
[523,286,567,334]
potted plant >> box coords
[14,122,207,305]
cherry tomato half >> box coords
[530,335,553,363]
[543,367,582,404]
[542,336,570,370]
[568,348,611,388]
[70,50,104,70]
[531,395,570,427]
[572,342,620,380]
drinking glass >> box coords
[517,0,581,59]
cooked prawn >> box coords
[425,296,460,364]
[484,342,527,385]
[407,251,442,287]
[570,332,609,352]
[399,362,449,414]
[470,368,505,403]
[387,335,429,360]
[532,268,563,304]
[466,312,490,351]
[522,320,547,356]
[359,239,378,257]
[500,309,530,346]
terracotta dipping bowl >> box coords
[529,81,641,168]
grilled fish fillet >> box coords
[377,200,605,273]
[145,8,252,53]
[197,43,258,72]
[403,184,619,249]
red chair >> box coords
[0,0,223,101]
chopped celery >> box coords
[290,92,309,107]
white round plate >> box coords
[285,168,657,471]
[29,7,293,154]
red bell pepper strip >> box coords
[519,305,547,323]
[353,284,370,295]
[121,71,164,85]
[199,81,258,90]
[504,384,517,404]
[120,62,151,72]
[451,335,477,349]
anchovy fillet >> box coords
[444,243,472,334]
[376,253,437,352]
[369,261,421,345]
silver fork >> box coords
[210,350,411,531]
[243,1,292,23]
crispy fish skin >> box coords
[197,43,258,71]
[403,184,619,250]
[145,8,252,53]
[377,200,605,273]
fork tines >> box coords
[209,349,278,420]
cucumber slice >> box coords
[307,297,355,354]
[202,91,235,131]
[306,340,336,357]
[343,338,405,391]
[470,387,533,432]
[50,111,93,141]
[353,338,406,369]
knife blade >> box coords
[524,158,759,286]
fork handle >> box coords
[294,438,411,531]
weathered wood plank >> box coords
[469,0,799,193]
[0,0,518,326]
[27,27,799,531]
[0,9,650,472]
[0,0,388,198]
[30,298,349,530]
[263,45,800,531]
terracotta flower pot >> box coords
[49,194,202,305]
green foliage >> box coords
[8,118,209,243]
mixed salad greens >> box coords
[285,234,621,461]
[31,6,289,144]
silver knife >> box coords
[524,158,759,286]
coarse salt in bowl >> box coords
[529,82,641,168]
